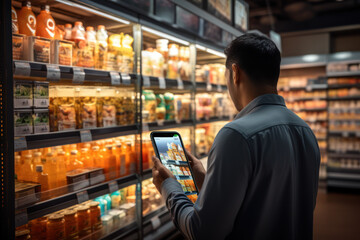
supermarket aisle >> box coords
[314,188,360,240]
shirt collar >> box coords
[235,94,286,120]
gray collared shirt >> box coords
[161,94,320,240]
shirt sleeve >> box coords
[161,127,253,239]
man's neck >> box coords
[242,85,278,107]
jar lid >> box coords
[77,205,90,211]
[63,209,77,216]
[88,201,100,207]
[15,229,30,237]
[49,214,64,220]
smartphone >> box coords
[150,131,199,203]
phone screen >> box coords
[153,134,198,203]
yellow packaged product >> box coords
[50,86,76,131]
[96,88,117,127]
[75,87,97,129]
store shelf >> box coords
[327,179,360,189]
[15,174,138,227]
[304,118,328,123]
[13,60,137,85]
[16,124,138,151]
[327,167,360,174]
[142,76,194,90]
[143,206,175,239]
[100,222,138,240]
[327,71,360,77]
[328,96,360,101]
[196,116,230,124]
[290,107,327,112]
[328,130,360,137]
[285,97,327,102]
[278,84,327,92]
[196,82,228,92]
[328,152,360,159]
[143,169,153,180]
[328,83,360,89]
[146,119,194,131]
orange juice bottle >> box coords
[18,1,36,36]
[80,148,91,167]
[64,23,72,40]
[57,151,67,187]
[45,152,58,189]
[115,142,126,177]
[91,146,102,168]
[95,25,108,70]
[36,165,49,192]
[71,21,86,67]
[36,5,55,39]
[104,145,117,180]
[124,141,137,174]
[21,154,34,182]
[15,155,23,180]
[12,6,19,34]
[142,140,149,170]
[84,26,96,68]
[68,150,83,171]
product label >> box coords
[14,111,33,136]
[110,71,120,85]
[121,73,131,85]
[76,191,89,204]
[14,61,30,76]
[158,77,166,89]
[33,111,50,134]
[177,76,184,90]
[12,35,24,60]
[46,64,60,81]
[80,130,92,143]
[143,76,151,87]
[72,67,85,84]
[34,38,50,63]
[58,41,73,65]
[108,181,118,193]
[14,137,27,151]
[33,84,49,108]
[14,82,33,108]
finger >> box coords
[152,155,162,168]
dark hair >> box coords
[224,33,281,86]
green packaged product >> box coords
[164,92,175,120]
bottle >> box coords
[84,26,96,68]
[36,165,49,192]
[18,1,36,36]
[56,151,67,187]
[33,152,42,166]
[76,205,91,238]
[110,191,121,209]
[71,21,86,67]
[95,25,108,70]
[94,197,107,216]
[47,214,65,240]
[23,154,35,182]
[64,23,72,40]
[91,146,103,169]
[45,152,58,189]
[115,142,126,177]
[11,6,19,34]
[63,209,78,239]
[107,34,121,71]
[129,142,137,174]
[104,145,117,180]
[104,194,112,213]
[142,140,149,170]
[54,24,65,40]
[80,148,91,168]
[29,216,47,240]
[14,155,22,181]
[68,150,83,171]
[89,201,102,234]
[36,5,55,39]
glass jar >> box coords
[63,209,78,239]
[29,216,47,240]
[77,205,91,238]
[89,201,102,232]
[47,214,65,240]
[15,229,31,240]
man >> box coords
[152,33,320,240]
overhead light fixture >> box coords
[302,54,319,62]
[195,44,206,51]
[141,26,190,46]
[55,0,130,25]
[206,48,226,58]
[333,52,352,60]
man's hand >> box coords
[186,150,206,192]
[152,156,175,193]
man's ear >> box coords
[231,63,240,85]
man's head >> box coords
[224,33,281,111]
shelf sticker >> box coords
[110,71,120,85]
[206,82,212,91]
[14,61,31,76]
[177,76,184,90]
[72,67,85,84]
[14,137,27,151]
[283,86,290,91]
[151,215,161,229]
[158,77,166,89]
[15,210,28,227]
[156,119,164,126]
[121,73,131,85]
[76,191,89,204]
[342,132,349,138]
[356,132,360,138]
[142,122,149,132]
[306,85,312,92]
[217,84,222,92]
[80,130,92,143]
[108,181,119,193]
[143,76,151,87]
[46,64,60,81]
[176,118,182,124]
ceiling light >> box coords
[141,26,190,46]
[206,48,226,58]
[302,54,319,62]
[195,44,206,51]
[333,52,352,59]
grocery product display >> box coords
[196,121,228,157]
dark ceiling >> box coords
[248,0,360,33]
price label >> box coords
[158,77,166,89]
[142,122,149,132]
[15,211,28,227]
[143,76,151,87]
[176,119,182,124]
[76,191,89,204]
[14,137,27,151]
[110,71,120,85]
[205,115,210,121]
[217,84,222,92]
[80,130,92,142]
[121,73,131,85]
[177,77,184,90]
[342,132,349,138]
[151,215,161,229]
[356,132,360,138]
[14,61,31,76]
[46,64,60,81]
[108,181,119,193]
[306,85,312,92]
[284,86,290,91]
[156,119,164,126]
[72,67,85,84]
[206,82,212,91]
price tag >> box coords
[14,137,27,151]
[284,86,290,91]
[156,119,164,126]
[108,181,119,193]
[151,215,161,229]
[176,119,182,124]
[142,122,149,132]
[205,115,210,121]
[342,132,349,138]
[14,61,31,76]
[72,67,85,84]
[109,71,120,85]
[356,132,360,138]
[177,77,184,90]
[15,211,28,227]
[80,130,92,142]
[46,64,60,81]
[306,85,312,92]
[206,82,212,91]
[143,76,151,87]
[217,84,222,92]
[121,73,131,85]
[158,77,166,89]
[76,191,89,204]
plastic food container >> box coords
[96,88,116,127]
[33,109,50,134]
[50,86,76,131]
[50,39,73,66]
[14,81,33,109]
[24,36,51,63]
[75,87,97,129]
[33,81,49,108]
[14,109,33,136]
[12,33,25,60]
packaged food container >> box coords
[179,46,190,81]
[96,88,116,127]
[75,87,97,129]
[33,81,49,108]
[101,215,113,235]
[63,209,79,239]
[50,39,73,66]
[14,110,33,136]
[50,86,76,131]
[66,169,90,192]
[155,94,166,120]
[167,44,179,79]
[142,90,157,122]
[13,33,25,60]
[116,91,135,125]
[89,201,102,231]
[24,36,51,63]
[15,180,41,208]
[29,216,47,240]
[14,81,33,109]
[15,229,30,240]
[107,34,121,71]
[119,202,135,220]
[120,34,134,74]
[85,167,105,185]
[175,94,191,121]
[108,209,122,229]
[47,214,65,239]
[164,92,175,120]
[33,109,50,134]
[76,205,91,238]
